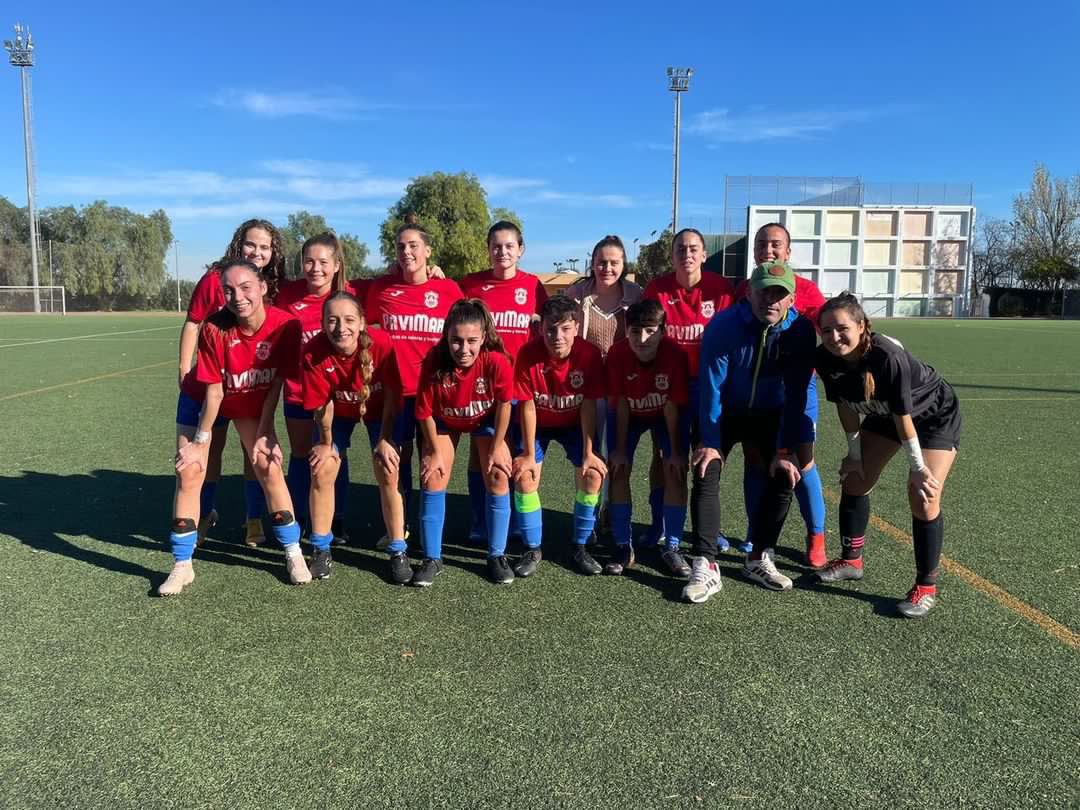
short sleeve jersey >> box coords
[275,278,335,405]
[186,267,226,323]
[816,333,949,422]
[459,270,548,360]
[513,336,604,430]
[414,349,514,433]
[300,329,400,423]
[195,306,300,420]
[643,272,735,377]
[606,337,690,421]
[735,274,827,333]
[364,276,464,397]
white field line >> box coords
[0,325,177,349]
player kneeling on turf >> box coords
[512,296,608,576]
[162,260,311,595]
[605,300,692,579]
[300,291,409,583]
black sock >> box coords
[839,492,870,561]
[912,513,943,586]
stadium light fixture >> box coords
[667,67,693,235]
[4,22,40,312]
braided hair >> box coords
[321,290,374,417]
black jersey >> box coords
[816,333,950,422]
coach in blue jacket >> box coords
[682,259,817,604]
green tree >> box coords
[1012,164,1080,291]
[490,207,524,232]
[380,172,519,279]
[279,211,370,280]
[0,197,31,286]
[635,229,673,285]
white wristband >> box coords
[193,430,211,445]
[845,431,861,461]
[901,436,927,472]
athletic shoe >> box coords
[389,552,413,585]
[743,549,793,591]
[572,546,603,576]
[487,555,515,585]
[897,584,937,618]
[285,551,312,585]
[735,539,754,554]
[411,558,443,587]
[805,532,827,570]
[660,546,692,579]
[376,528,410,551]
[513,548,543,578]
[196,509,218,548]
[816,557,865,583]
[716,534,731,552]
[158,561,194,597]
[243,517,265,548]
[682,556,722,603]
[330,517,349,547]
[603,544,635,576]
[309,549,332,580]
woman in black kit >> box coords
[814,293,961,618]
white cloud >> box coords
[211,89,395,120]
[480,175,549,196]
[686,106,898,143]
[482,175,635,209]
[166,201,387,221]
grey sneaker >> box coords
[309,549,333,580]
[389,552,413,585]
[513,548,543,578]
[660,546,692,579]
[816,558,865,583]
[682,556,722,603]
[897,584,937,618]
[158,561,194,597]
[742,549,793,591]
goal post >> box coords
[0,286,67,314]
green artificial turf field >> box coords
[1,313,1078,809]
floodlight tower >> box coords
[667,67,692,235]
[4,23,39,312]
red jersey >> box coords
[643,272,735,377]
[275,279,335,405]
[300,329,401,423]
[348,278,372,311]
[195,306,301,420]
[186,266,226,323]
[415,349,513,433]
[607,337,689,422]
[734,274,826,332]
[459,270,548,360]
[364,276,464,397]
[514,337,604,430]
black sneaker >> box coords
[487,555,515,585]
[660,546,692,579]
[603,544,635,576]
[389,552,413,585]
[310,549,333,580]
[330,517,349,546]
[411,558,443,587]
[572,546,602,576]
[513,548,543,578]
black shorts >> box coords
[719,408,782,463]
[861,383,961,451]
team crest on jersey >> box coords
[514,287,528,305]
[474,377,489,395]
[655,373,669,391]
[700,300,715,318]
[569,370,584,389]
[424,291,439,309]
[255,341,271,361]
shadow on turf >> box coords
[951,381,1080,395]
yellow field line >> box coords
[0,325,176,349]
[0,360,173,402]
[822,486,1079,651]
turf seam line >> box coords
[822,486,1079,651]
[0,360,174,401]
[0,325,176,349]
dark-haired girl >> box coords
[177,219,286,548]
[412,300,515,587]
[815,293,961,618]
[299,291,408,583]
[162,261,310,595]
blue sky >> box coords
[1,1,1077,281]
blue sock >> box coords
[334,454,349,519]
[486,492,511,557]
[387,537,407,555]
[573,490,600,546]
[420,489,446,560]
[467,470,487,539]
[509,486,522,539]
[663,504,687,547]
[795,463,826,535]
[648,487,664,540]
[515,491,543,549]
[170,529,197,562]
[610,503,632,547]
[400,462,413,525]
[286,456,311,523]
[270,514,301,550]
[743,465,767,545]
[310,531,333,553]
[199,481,217,518]
[244,479,265,520]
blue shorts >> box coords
[607,416,674,460]
[434,411,497,438]
[364,419,382,450]
[175,390,228,429]
[331,417,357,453]
[514,424,586,467]
[394,396,418,445]
[284,401,312,420]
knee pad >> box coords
[270,510,295,526]
[172,517,196,533]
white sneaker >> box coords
[743,549,793,591]
[158,560,194,596]
[376,528,409,551]
[285,548,312,585]
[682,556,723,603]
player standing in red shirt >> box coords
[176,219,287,549]
[511,297,607,577]
[605,300,693,579]
[412,300,514,587]
[459,220,548,544]
[161,260,310,595]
